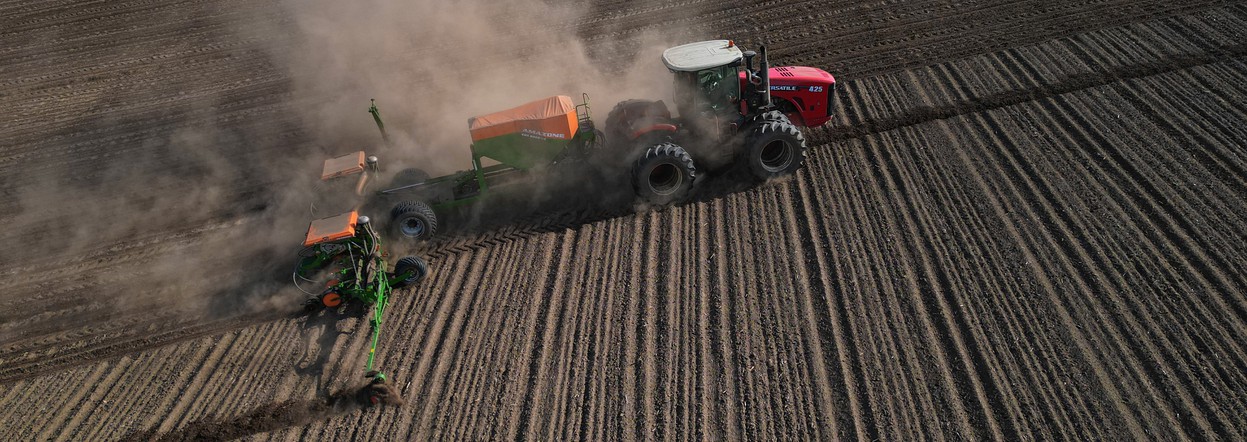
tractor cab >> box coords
[663,40,746,121]
[661,39,836,128]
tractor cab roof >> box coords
[662,40,743,72]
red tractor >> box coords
[605,40,836,204]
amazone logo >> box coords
[521,129,566,139]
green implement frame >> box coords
[295,217,424,384]
[369,94,596,210]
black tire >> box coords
[390,201,438,240]
[391,256,428,288]
[605,99,667,149]
[745,120,807,180]
[388,168,429,188]
[605,100,644,145]
[632,142,695,205]
[749,109,791,125]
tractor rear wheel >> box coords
[632,142,695,205]
[391,202,438,240]
[745,120,806,180]
[392,256,428,288]
[605,99,668,149]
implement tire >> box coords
[390,201,438,240]
[632,142,695,205]
[389,168,430,188]
[745,120,806,180]
[391,256,428,288]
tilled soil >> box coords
[2,0,1247,440]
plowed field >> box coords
[3,0,1247,440]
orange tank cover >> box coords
[468,95,578,142]
[303,211,359,246]
[322,151,366,181]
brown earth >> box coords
[2,0,1247,440]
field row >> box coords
[4,6,1246,438]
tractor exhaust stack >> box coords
[758,44,773,109]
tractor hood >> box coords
[739,65,837,127]
[741,65,836,87]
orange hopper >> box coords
[303,211,359,247]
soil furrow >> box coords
[929,58,1148,435]
[8,1,1247,439]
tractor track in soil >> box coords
[3,0,1247,440]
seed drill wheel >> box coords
[745,120,806,180]
[361,373,404,407]
[390,201,438,240]
[388,167,430,188]
[321,292,343,308]
[367,382,402,406]
[392,256,428,288]
[632,142,695,205]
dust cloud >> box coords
[1,0,694,321]
[265,0,700,245]
[274,0,679,176]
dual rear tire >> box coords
[744,120,806,180]
[628,119,805,205]
[632,142,696,205]
[385,120,803,219]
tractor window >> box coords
[673,66,740,117]
[674,71,697,110]
[697,66,739,111]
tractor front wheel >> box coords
[391,256,428,288]
[632,142,695,206]
[391,202,438,240]
[749,109,791,125]
[745,120,807,180]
